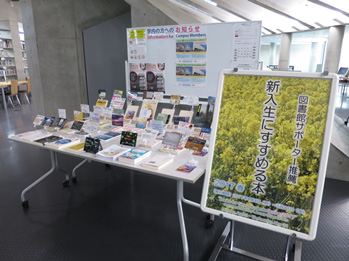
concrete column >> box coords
[20,0,130,118]
[269,42,276,66]
[278,33,292,70]
[324,25,345,73]
[308,42,319,73]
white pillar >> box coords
[269,42,276,66]
[324,25,345,73]
[308,42,319,72]
[278,33,292,70]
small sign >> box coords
[58,109,66,119]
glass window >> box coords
[260,34,281,69]
[289,29,329,72]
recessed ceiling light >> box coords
[204,0,217,7]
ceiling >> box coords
[150,0,349,35]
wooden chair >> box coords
[20,78,31,104]
[6,80,21,108]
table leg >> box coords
[177,180,189,261]
[71,159,88,184]
[21,150,56,208]
[1,87,7,112]
[54,152,70,187]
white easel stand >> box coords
[209,220,302,261]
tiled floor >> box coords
[0,88,348,260]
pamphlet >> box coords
[176,163,197,173]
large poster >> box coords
[201,71,337,240]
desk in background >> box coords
[0,80,27,111]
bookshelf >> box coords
[0,21,15,81]
[0,20,26,82]
[19,22,28,78]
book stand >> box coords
[209,220,302,261]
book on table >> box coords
[141,154,174,170]
[64,142,85,153]
[33,135,63,146]
[118,148,151,164]
[94,131,120,142]
[46,138,81,150]
[96,144,131,161]
[137,138,162,148]
[16,131,49,142]
[160,144,186,155]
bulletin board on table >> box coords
[125,21,262,98]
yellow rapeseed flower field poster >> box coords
[201,71,337,240]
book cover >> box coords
[156,113,170,124]
[160,144,186,155]
[34,135,63,145]
[33,115,45,126]
[125,110,135,120]
[74,110,83,121]
[103,131,121,138]
[112,114,124,126]
[118,148,151,164]
[71,120,84,131]
[141,154,174,170]
[127,91,138,101]
[176,163,197,173]
[142,128,159,140]
[46,138,80,150]
[162,132,182,147]
[141,99,158,121]
[96,144,130,161]
[110,98,126,110]
[120,131,138,147]
[136,118,147,129]
[170,95,181,105]
[65,142,85,153]
[173,116,189,125]
[112,90,123,99]
[94,134,114,141]
[43,116,55,127]
[192,150,208,157]
[149,120,164,134]
[55,118,67,129]
[20,131,51,142]
[96,99,108,107]
[185,136,206,152]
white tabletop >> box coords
[9,129,206,184]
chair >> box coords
[6,80,21,108]
[19,78,31,104]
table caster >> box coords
[72,177,77,185]
[205,219,214,229]
[62,180,69,187]
[22,200,29,209]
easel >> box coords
[209,220,302,261]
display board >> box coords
[201,70,338,240]
[126,21,261,97]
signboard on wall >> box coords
[126,21,262,97]
[201,70,337,240]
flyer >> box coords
[146,63,165,92]
[127,28,147,62]
[129,63,147,91]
